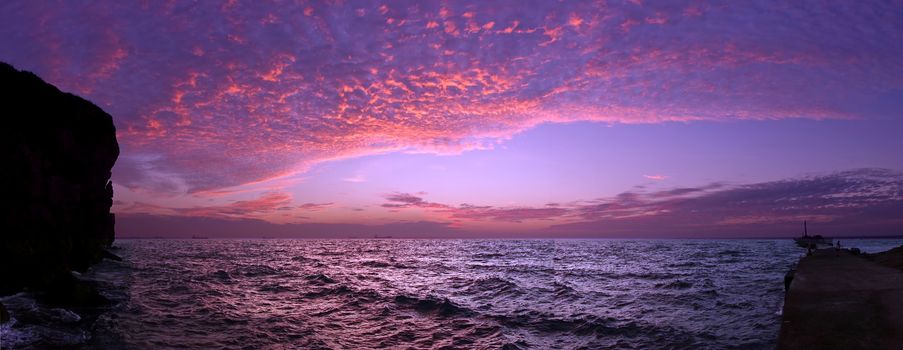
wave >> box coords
[237,264,280,277]
[290,255,317,263]
[258,284,295,293]
[360,260,390,268]
[302,285,352,298]
[494,309,707,348]
[718,249,745,256]
[0,293,93,349]
[472,252,505,259]
[656,280,694,289]
[211,270,231,281]
[393,295,473,317]
[667,261,700,268]
[494,310,624,336]
[462,276,523,297]
[304,273,336,285]
[360,259,412,269]
[501,341,529,350]
[9,239,802,349]
[716,300,753,309]
[603,271,687,280]
[551,281,580,299]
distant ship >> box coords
[793,221,832,248]
[191,235,209,239]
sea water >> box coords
[3,238,902,349]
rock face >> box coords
[0,62,119,301]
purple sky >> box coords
[2,0,901,237]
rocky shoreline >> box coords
[0,62,119,318]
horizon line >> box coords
[115,235,903,240]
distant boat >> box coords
[191,235,209,239]
[793,221,832,248]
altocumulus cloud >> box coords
[0,1,901,194]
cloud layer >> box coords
[553,169,903,237]
[116,168,903,237]
[2,1,901,193]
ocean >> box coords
[3,238,903,349]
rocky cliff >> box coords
[0,62,119,304]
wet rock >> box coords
[101,249,123,262]
[0,301,9,323]
[42,274,110,307]
[0,62,119,301]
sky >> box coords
[1,0,902,238]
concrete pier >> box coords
[778,248,903,349]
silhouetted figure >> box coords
[784,269,795,292]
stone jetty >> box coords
[778,247,903,349]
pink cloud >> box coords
[380,193,571,223]
[0,1,899,195]
[342,174,366,183]
[381,192,448,210]
[450,206,570,223]
[182,192,293,217]
[119,191,294,219]
[298,202,334,211]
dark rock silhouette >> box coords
[870,245,903,271]
[0,302,8,324]
[0,62,119,305]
